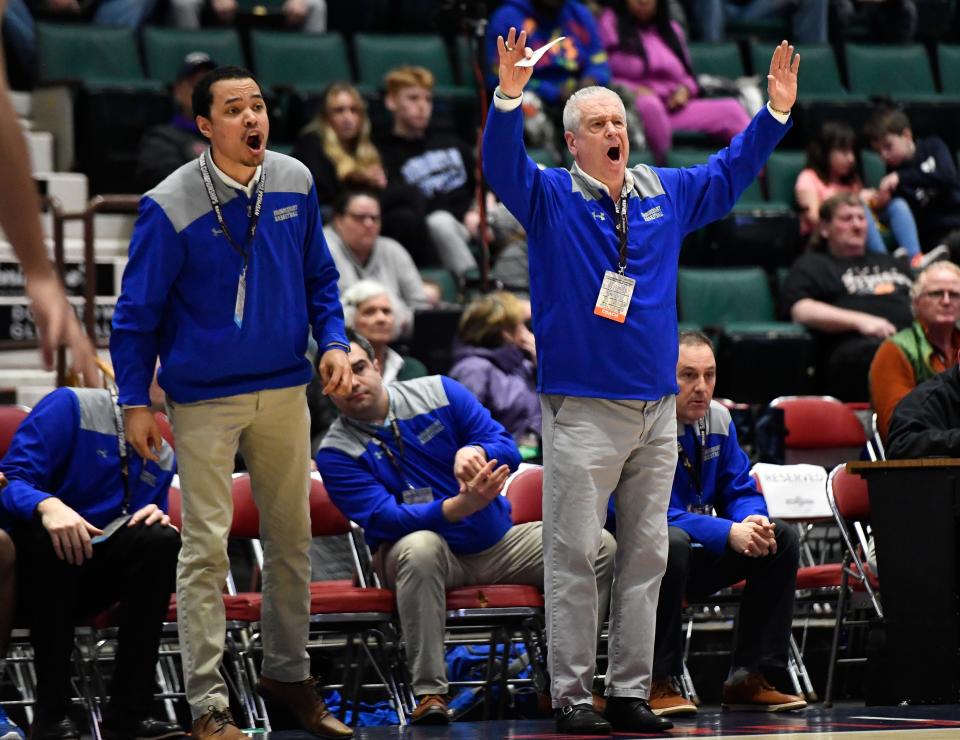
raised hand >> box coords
[497,26,534,99]
[767,40,800,113]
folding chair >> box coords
[439,466,549,719]
[867,412,886,462]
[302,477,407,726]
[0,405,30,457]
[823,464,882,706]
[768,396,867,468]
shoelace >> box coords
[205,707,236,735]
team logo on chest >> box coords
[273,205,299,222]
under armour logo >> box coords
[97,449,108,458]
[212,227,223,237]
[592,211,606,222]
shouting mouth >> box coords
[606,145,622,163]
[245,130,264,155]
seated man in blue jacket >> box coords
[648,331,805,717]
[316,331,616,725]
[0,386,183,740]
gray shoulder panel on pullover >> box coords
[147,150,314,234]
[319,376,450,459]
[69,387,175,471]
[707,400,733,438]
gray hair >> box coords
[562,86,626,134]
[910,259,960,301]
[341,279,392,328]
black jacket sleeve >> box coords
[886,371,960,458]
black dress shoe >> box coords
[101,716,187,740]
[604,697,675,732]
[29,717,79,740]
[555,703,611,735]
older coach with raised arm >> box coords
[483,27,799,735]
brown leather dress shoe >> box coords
[722,673,808,712]
[411,695,450,725]
[649,677,698,717]
[257,676,354,738]
[190,708,246,739]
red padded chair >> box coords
[0,404,30,458]
[823,463,882,706]
[444,465,548,719]
[301,478,406,725]
[769,396,867,468]
[154,412,175,450]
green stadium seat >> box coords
[251,31,351,92]
[142,27,245,84]
[678,267,778,326]
[37,23,158,89]
[666,148,764,210]
[628,149,655,167]
[765,150,806,209]
[419,267,458,303]
[860,149,887,188]
[751,43,853,100]
[454,35,481,90]
[354,33,471,99]
[937,44,960,95]
[678,267,813,402]
[845,43,940,101]
[527,148,560,168]
[687,42,745,78]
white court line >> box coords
[851,716,956,723]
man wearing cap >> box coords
[136,52,216,191]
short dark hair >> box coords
[192,66,261,120]
[332,188,380,217]
[678,330,713,351]
[346,328,375,361]
[865,108,911,146]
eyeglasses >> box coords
[921,289,960,301]
[345,212,381,224]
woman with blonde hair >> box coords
[292,83,436,264]
[449,291,540,450]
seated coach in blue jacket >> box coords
[0,385,183,740]
[316,331,616,726]
[648,331,805,718]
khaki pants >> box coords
[378,522,616,696]
[541,393,677,706]
[168,385,312,718]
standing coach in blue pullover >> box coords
[316,332,616,725]
[483,27,799,734]
[110,66,354,740]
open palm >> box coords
[497,26,534,99]
[767,40,800,112]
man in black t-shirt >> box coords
[782,193,914,400]
[377,65,479,280]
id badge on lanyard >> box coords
[594,188,635,323]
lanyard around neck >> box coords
[677,416,707,503]
[198,153,267,266]
[614,188,629,274]
[108,387,133,515]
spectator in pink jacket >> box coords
[598,0,750,164]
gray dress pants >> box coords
[541,393,677,706]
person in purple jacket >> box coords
[598,0,750,164]
[449,291,541,451]
[483,26,798,735]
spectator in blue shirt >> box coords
[648,331,805,717]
